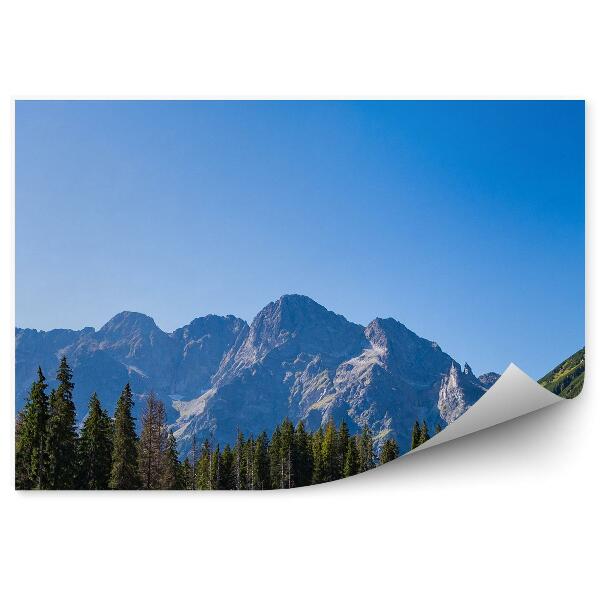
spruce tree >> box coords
[358,426,375,473]
[15,367,50,489]
[379,438,399,464]
[220,444,234,490]
[244,436,255,490]
[321,418,340,483]
[343,435,359,478]
[269,424,283,489]
[46,356,78,489]
[280,418,295,488]
[419,420,430,446]
[234,429,246,490]
[181,457,193,490]
[311,427,325,485]
[294,421,312,487]
[161,430,182,490]
[196,439,212,490]
[109,383,140,490]
[435,423,442,434]
[252,431,270,490]
[209,444,220,490]
[78,392,113,490]
[337,421,350,477]
[410,420,422,450]
[189,435,198,490]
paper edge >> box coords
[410,363,563,454]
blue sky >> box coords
[16,100,584,378]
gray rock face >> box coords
[171,296,495,454]
[437,362,490,424]
[15,312,246,424]
[478,372,501,387]
[16,295,497,455]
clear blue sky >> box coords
[16,100,584,378]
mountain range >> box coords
[16,294,499,454]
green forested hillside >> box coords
[538,348,585,398]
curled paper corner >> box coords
[410,363,564,454]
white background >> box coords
[0,2,597,599]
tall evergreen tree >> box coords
[419,420,430,446]
[294,421,312,487]
[161,430,182,490]
[280,418,295,488]
[233,429,247,490]
[311,427,325,485]
[209,444,221,490]
[109,383,140,490]
[219,444,235,490]
[252,431,270,490]
[78,393,113,490]
[321,418,340,483]
[269,420,296,489]
[189,434,198,490]
[196,439,212,490]
[379,438,399,464]
[343,435,359,478]
[337,421,350,477]
[358,426,375,473]
[269,424,283,488]
[15,367,50,489]
[434,423,442,434]
[410,420,422,450]
[46,356,78,489]
[181,457,193,490]
[244,436,255,490]
[138,392,168,490]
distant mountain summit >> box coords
[16,295,499,454]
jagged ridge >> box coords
[16,294,499,453]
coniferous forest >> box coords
[15,356,435,490]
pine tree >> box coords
[181,457,193,490]
[358,426,375,473]
[220,444,235,490]
[337,421,350,477]
[311,427,325,485]
[138,392,168,490]
[294,421,312,487]
[343,435,359,478]
[209,444,220,490]
[410,420,422,450]
[15,367,50,489]
[109,383,140,490]
[321,418,340,483]
[435,423,442,434]
[234,429,246,490]
[196,439,212,490]
[244,436,255,490]
[161,430,182,490]
[280,418,295,488]
[78,392,113,489]
[419,420,430,446]
[252,431,270,490]
[269,424,283,489]
[46,356,78,489]
[379,438,399,464]
[189,435,198,490]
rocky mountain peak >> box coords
[478,372,501,388]
[240,294,364,360]
[98,311,160,339]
